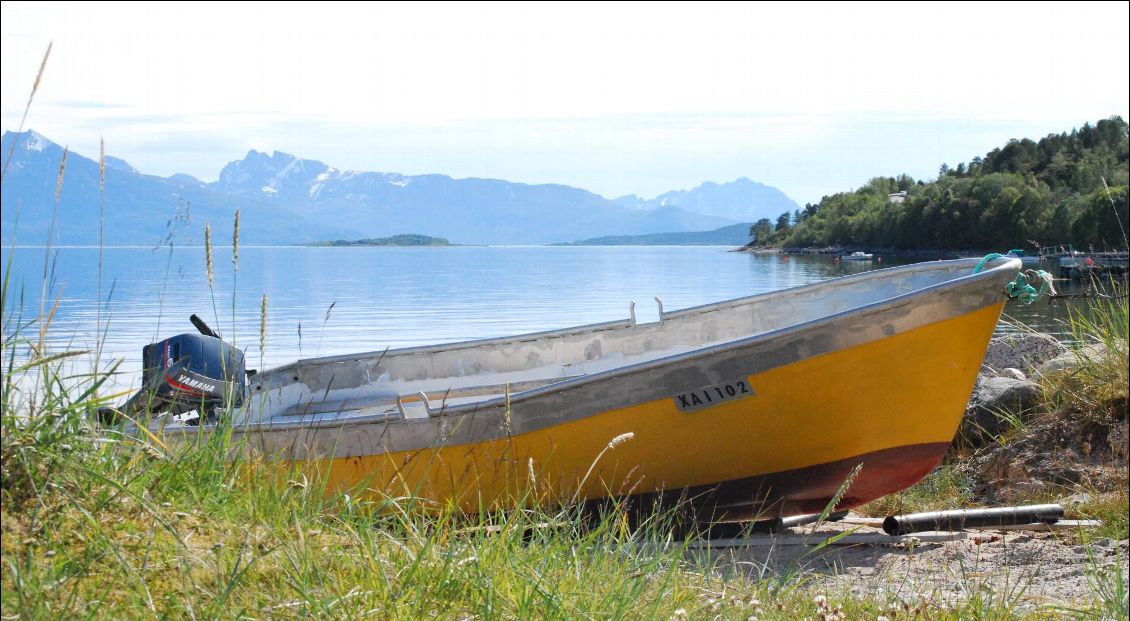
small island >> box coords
[308,234,453,247]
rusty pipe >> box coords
[883,504,1063,535]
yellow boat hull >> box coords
[304,301,1002,516]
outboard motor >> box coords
[103,315,247,424]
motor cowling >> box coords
[103,318,247,424]
[137,332,246,416]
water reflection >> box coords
[2,246,1114,391]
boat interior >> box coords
[239,260,994,424]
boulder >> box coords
[981,332,1066,376]
[1000,367,1027,381]
[959,375,1041,447]
[1037,343,1120,376]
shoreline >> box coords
[736,244,999,260]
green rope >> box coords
[1007,270,1056,304]
[973,253,1056,304]
[972,253,1004,274]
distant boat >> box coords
[1004,249,1040,266]
[117,258,1023,522]
[840,251,873,261]
[1037,244,1079,262]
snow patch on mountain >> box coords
[24,130,46,152]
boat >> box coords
[840,251,873,261]
[116,257,1023,521]
[1004,248,1040,266]
[1037,244,1080,263]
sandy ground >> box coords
[687,519,1128,609]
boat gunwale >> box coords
[212,257,1019,433]
[269,258,1000,371]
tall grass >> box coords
[1040,284,1129,427]
[1044,285,1129,543]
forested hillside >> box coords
[750,117,1129,251]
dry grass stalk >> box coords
[53,147,68,205]
[205,223,214,287]
[260,293,268,356]
[1,42,51,181]
[232,209,240,272]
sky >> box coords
[2,1,1128,205]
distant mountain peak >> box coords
[24,129,49,152]
[3,129,57,154]
[166,172,205,188]
[242,148,293,161]
[623,177,798,222]
[215,148,332,198]
[679,177,766,192]
[2,130,136,172]
[270,150,297,164]
[103,155,138,174]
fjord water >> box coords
[2,246,1084,391]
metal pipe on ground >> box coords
[766,510,850,532]
[705,510,849,538]
[883,504,1064,535]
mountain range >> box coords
[558,223,753,246]
[613,178,794,222]
[1,130,798,246]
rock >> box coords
[972,442,1082,503]
[965,416,1128,504]
[1000,367,1027,381]
[981,333,1066,376]
[979,445,1027,485]
[1037,343,1117,376]
[959,376,1041,447]
[1063,492,1093,506]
